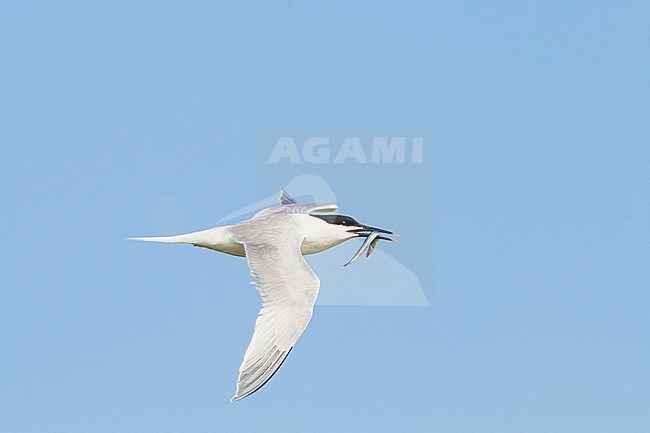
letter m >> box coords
[371,137,406,163]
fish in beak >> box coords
[344,224,397,267]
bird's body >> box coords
[133,207,354,257]
[129,189,396,401]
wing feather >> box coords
[279,188,299,205]
[253,202,338,220]
[230,216,321,402]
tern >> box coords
[129,189,396,401]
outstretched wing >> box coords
[229,216,321,401]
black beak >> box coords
[349,225,398,237]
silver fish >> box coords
[343,231,381,267]
[366,236,380,257]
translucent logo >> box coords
[217,126,434,306]
[266,136,424,164]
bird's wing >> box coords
[279,187,299,205]
[229,217,321,402]
[253,202,338,219]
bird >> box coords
[129,189,397,401]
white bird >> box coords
[129,189,396,401]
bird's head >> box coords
[313,214,397,240]
[312,213,398,266]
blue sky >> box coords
[1,2,649,432]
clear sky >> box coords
[1,2,649,432]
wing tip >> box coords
[229,347,294,402]
[314,203,338,213]
[279,187,299,205]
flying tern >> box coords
[129,189,397,401]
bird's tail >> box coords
[127,228,215,245]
